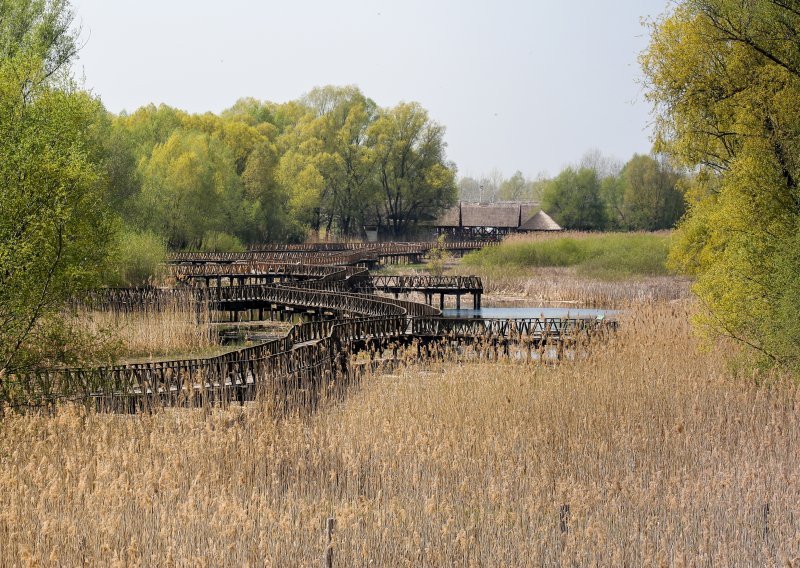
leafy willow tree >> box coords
[497,171,544,202]
[102,90,457,245]
[642,0,800,367]
[108,101,301,246]
[136,129,257,249]
[369,102,457,237]
[541,167,607,230]
[621,155,685,230]
[277,86,380,237]
[0,0,114,375]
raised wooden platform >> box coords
[9,242,615,413]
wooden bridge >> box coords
[170,240,493,267]
[363,275,483,309]
[5,241,615,413]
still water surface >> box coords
[442,307,617,319]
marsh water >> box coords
[442,307,616,319]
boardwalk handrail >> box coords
[6,240,615,412]
[169,241,494,265]
[368,275,483,291]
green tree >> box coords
[369,102,457,237]
[242,141,300,242]
[221,97,275,127]
[136,129,250,248]
[103,104,188,220]
[0,0,114,375]
[276,86,380,238]
[498,171,529,201]
[542,167,607,230]
[106,227,167,287]
[600,174,627,230]
[642,0,800,367]
[617,154,685,230]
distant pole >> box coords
[323,517,335,568]
[479,184,484,203]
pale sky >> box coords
[72,0,670,179]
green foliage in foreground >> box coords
[462,234,672,279]
[0,0,115,374]
[643,0,800,369]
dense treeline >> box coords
[107,87,457,250]
[0,0,459,374]
[458,152,686,231]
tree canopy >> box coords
[0,0,114,374]
[642,0,800,367]
[542,168,607,231]
[102,87,457,245]
[457,152,684,232]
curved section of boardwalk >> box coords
[7,242,615,412]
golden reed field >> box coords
[75,297,216,362]
[1,301,799,566]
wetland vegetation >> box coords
[1,0,800,564]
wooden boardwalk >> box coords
[7,241,615,412]
[364,275,483,309]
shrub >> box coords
[463,233,672,279]
[107,229,167,287]
[199,231,245,253]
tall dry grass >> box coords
[462,265,693,308]
[1,302,798,565]
[75,298,216,362]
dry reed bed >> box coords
[440,264,692,308]
[1,303,799,565]
[76,299,216,361]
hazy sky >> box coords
[72,0,670,179]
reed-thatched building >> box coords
[432,202,561,239]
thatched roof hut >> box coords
[432,202,560,235]
[435,205,461,227]
[519,210,562,231]
[461,203,522,228]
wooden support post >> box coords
[456,293,461,310]
[559,504,570,534]
[439,293,444,310]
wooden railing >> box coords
[368,275,483,292]
[245,241,492,253]
[411,317,616,339]
[170,241,493,265]
[171,263,339,280]
[7,243,613,412]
